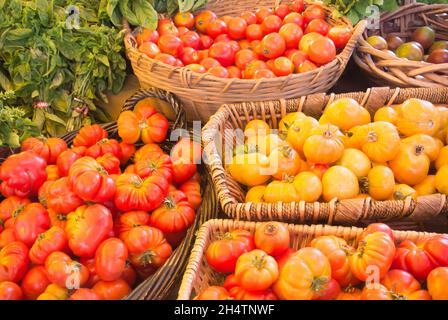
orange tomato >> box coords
[37,284,69,300]
[391,184,417,200]
[254,222,290,256]
[336,286,362,300]
[436,106,448,143]
[402,134,440,161]
[264,179,301,203]
[245,185,266,203]
[293,172,322,202]
[435,145,448,170]
[279,112,306,132]
[337,148,371,178]
[435,165,448,195]
[381,269,431,300]
[92,279,131,300]
[174,12,195,29]
[194,286,230,300]
[308,37,336,65]
[271,57,294,76]
[195,10,217,34]
[427,267,448,300]
[268,145,304,180]
[322,166,359,201]
[374,106,398,125]
[299,32,322,53]
[247,133,286,156]
[320,98,371,131]
[360,166,395,200]
[414,175,437,196]
[303,124,345,164]
[235,249,279,291]
[227,152,271,187]
[286,116,319,157]
[389,144,430,186]
[396,99,440,137]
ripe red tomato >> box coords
[70,288,100,300]
[174,11,195,29]
[328,26,352,49]
[272,57,295,76]
[134,151,173,182]
[206,19,228,39]
[238,39,251,49]
[158,34,184,57]
[21,266,50,300]
[424,235,448,266]
[45,251,89,288]
[179,178,202,210]
[283,12,304,28]
[200,57,221,70]
[119,142,135,165]
[92,279,131,300]
[308,36,336,65]
[195,286,230,300]
[240,11,257,25]
[95,238,128,282]
[96,153,121,175]
[73,124,108,148]
[228,17,247,40]
[21,137,68,164]
[303,4,326,24]
[243,60,268,79]
[290,0,305,13]
[208,42,235,67]
[229,285,278,300]
[29,226,67,265]
[235,49,258,69]
[138,42,160,58]
[254,222,290,256]
[208,66,230,78]
[66,204,113,258]
[227,65,242,78]
[181,31,201,49]
[56,146,86,177]
[314,279,341,300]
[195,10,217,33]
[187,63,207,73]
[197,49,209,61]
[298,60,318,73]
[214,33,231,43]
[228,40,241,54]
[261,33,286,59]
[85,138,121,159]
[246,24,263,41]
[14,203,50,247]
[361,223,394,241]
[206,230,255,273]
[115,211,151,240]
[256,7,274,23]
[0,281,23,300]
[0,228,16,249]
[305,18,329,35]
[46,177,83,214]
[172,157,197,185]
[0,196,30,228]
[177,26,189,37]
[274,4,291,19]
[0,242,29,282]
[199,35,213,49]
[261,15,283,35]
[136,29,159,45]
[279,23,303,49]
[158,21,179,37]
[154,53,177,66]
[253,69,276,79]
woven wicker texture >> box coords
[177,219,444,299]
[202,86,448,230]
[354,3,448,88]
[125,0,367,121]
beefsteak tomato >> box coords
[134,151,173,182]
[92,279,131,300]
[0,281,23,300]
[21,137,67,164]
[73,124,108,148]
[44,251,89,288]
[20,265,50,300]
[254,222,290,257]
[29,226,67,265]
[0,242,29,282]
[95,238,128,282]
[46,177,83,214]
[56,146,86,176]
[235,249,279,291]
[13,203,50,247]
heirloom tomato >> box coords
[396,99,440,137]
[314,279,341,300]
[37,284,68,300]
[73,124,108,148]
[179,179,202,210]
[56,146,86,176]
[45,251,89,288]
[360,223,394,241]
[228,285,278,300]
[322,166,359,201]
[70,288,100,300]
[122,261,137,287]
[95,238,128,282]
[360,166,395,201]
[0,196,30,227]
[381,269,431,300]
[46,165,60,181]
[65,204,113,258]
[29,226,67,265]
[92,279,132,300]
[389,144,430,186]
[21,266,51,300]
[135,151,173,182]
[0,151,47,198]
[337,148,371,178]
[96,153,121,175]
[414,175,437,196]
[85,138,122,159]
[119,142,135,165]
[254,222,290,256]
[194,286,230,300]
[402,134,440,162]
[273,248,331,300]
[68,157,116,203]
[46,177,83,214]
[427,267,448,300]
[114,173,168,212]
[275,248,297,269]
[134,143,164,162]
[303,124,344,164]
[285,116,319,156]
[115,211,151,240]
[14,203,50,247]
[336,286,362,300]
[0,228,16,249]
[263,179,300,203]
[268,145,304,180]
[235,249,279,291]
[21,137,67,164]
[0,281,23,300]
[244,119,270,138]
[436,146,448,170]
[206,229,254,273]
[391,184,417,200]
[81,258,100,288]
[48,209,67,230]
[226,152,270,187]
[320,98,370,131]
[0,242,29,282]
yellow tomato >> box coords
[374,106,398,125]
[389,144,430,186]
[337,148,371,178]
[227,152,271,187]
[264,179,301,203]
[286,116,319,157]
[303,124,345,164]
[396,99,440,137]
[293,172,323,202]
[268,145,305,180]
[244,119,270,138]
[360,166,395,201]
[402,134,440,162]
[245,185,267,202]
[279,112,306,133]
[391,184,417,200]
[435,165,448,195]
[320,98,371,131]
[436,106,448,143]
[322,166,359,201]
[247,134,286,156]
[435,146,448,170]
[414,175,437,196]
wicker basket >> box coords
[0,88,219,300]
[124,0,367,122]
[354,3,448,88]
[178,219,444,300]
[202,86,448,231]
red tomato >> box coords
[256,7,274,23]
[0,242,29,282]
[197,49,209,61]
[187,64,207,73]
[228,17,247,40]
[158,34,184,57]
[181,31,201,49]
[261,33,286,59]
[73,124,108,148]
[154,53,177,66]
[328,26,352,49]
[48,209,67,230]
[21,137,67,164]
[209,42,235,67]
[195,286,230,300]
[298,60,318,73]
[179,178,202,210]
[115,211,151,240]
[21,266,50,300]
[428,267,448,300]
[70,288,101,300]
[0,281,22,300]
[303,4,326,24]
[240,11,257,25]
[228,40,240,54]
[360,223,394,241]
[95,238,128,282]
[118,142,135,165]
[134,144,163,162]
[206,230,255,273]
[136,29,159,45]
[289,50,309,69]
[254,222,290,256]
[235,49,258,69]
[305,19,329,35]
[424,235,448,266]
[92,279,131,300]
[0,151,47,198]
[279,23,303,49]
[261,15,283,35]
[96,153,121,175]
[29,226,67,265]
[158,21,179,37]
[175,58,184,67]
[253,69,276,79]
[177,26,189,37]
[80,258,100,288]
[238,39,251,49]
[208,66,230,78]
[195,10,217,33]
[56,146,86,177]
[200,57,221,70]
[138,42,160,58]
[243,60,268,79]
[0,228,16,249]
[134,151,173,182]
[199,35,213,50]
[275,248,297,269]
[14,203,50,247]
[246,24,263,41]
[174,11,195,29]
[65,204,113,258]
[290,0,305,13]
[0,196,30,228]
[229,286,278,300]
[85,138,121,159]
[214,34,231,43]
[308,36,336,65]
[46,177,83,214]
[275,4,291,19]
[68,157,116,203]
[227,65,242,78]
[283,12,304,28]
[45,251,89,288]
[206,19,228,39]
[172,157,197,185]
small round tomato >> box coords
[256,7,274,23]
[299,32,323,53]
[158,34,184,57]
[328,26,352,49]
[206,19,228,39]
[21,266,50,300]
[92,279,131,300]
[243,60,268,79]
[227,66,242,78]
[181,31,200,49]
[181,47,199,65]
[279,23,303,49]
[246,24,263,41]
[138,42,160,59]
[271,57,294,76]
[154,53,177,66]
[290,0,305,13]
[238,39,251,49]
[305,18,329,35]
[240,11,257,25]
[177,26,189,37]
[274,4,291,19]
[254,222,290,256]
[187,64,207,73]
[261,33,286,59]
[195,10,217,33]
[303,4,325,24]
[228,17,247,40]
[158,20,178,36]
[199,35,213,49]
[308,36,336,65]
[0,281,22,300]
[208,42,234,67]
[235,249,279,291]
[208,66,229,78]
[261,15,282,35]
[290,50,309,69]
[214,34,231,43]
[136,29,159,45]
[195,286,230,300]
[235,49,258,69]
[174,12,195,29]
[253,69,276,79]
[283,12,304,28]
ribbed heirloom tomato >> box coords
[14,203,50,247]
[96,153,121,175]
[0,196,30,230]
[45,177,83,214]
[0,281,23,300]
[56,146,86,176]
[134,151,173,183]
[235,249,279,291]
[268,145,303,179]
[29,226,67,265]
[21,137,67,164]
[0,242,29,282]
[92,279,131,300]
[95,238,128,282]
[254,222,290,257]
[44,251,89,288]
[194,286,230,300]
[303,124,345,164]
[21,266,50,300]
[389,144,430,186]
[115,211,151,240]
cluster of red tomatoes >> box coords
[136,0,352,79]
[0,101,202,300]
[196,222,448,300]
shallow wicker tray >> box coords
[125,0,366,121]
[354,2,448,88]
[178,219,443,300]
[202,86,448,231]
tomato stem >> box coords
[140,250,155,266]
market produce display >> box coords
[224,97,448,203]
[136,0,354,79]
[193,221,448,300]
[0,99,203,300]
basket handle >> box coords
[336,19,368,72]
